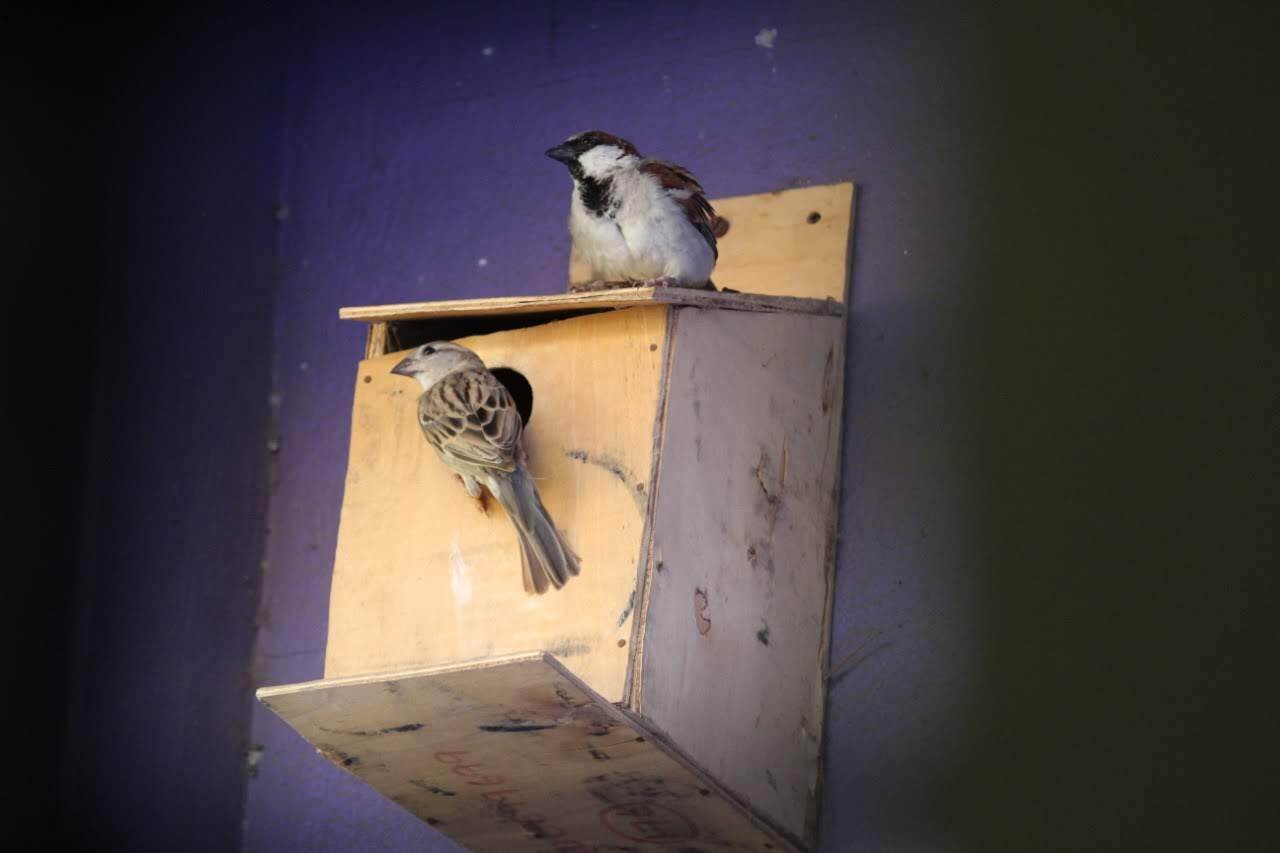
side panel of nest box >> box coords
[325,305,671,702]
[637,306,846,844]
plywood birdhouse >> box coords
[258,182,856,852]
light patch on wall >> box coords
[754,28,778,49]
[481,45,495,57]
[244,744,265,778]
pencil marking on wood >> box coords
[820,345,835,413]
[756,621,771,646]
[409,779,457,796]
[599,802,699,844]
[617,589,637,628]
[545,636,593,658]
[477,722,558,733]
[318,722,425,737]
[565,448,647,513]
[316,744,361,768]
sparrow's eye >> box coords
[422,346,436,356]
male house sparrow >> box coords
[391,342,580,594]
[546,130,725,291]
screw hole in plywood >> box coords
[489,367,534,428]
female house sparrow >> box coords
[546,130,724,291]
[391,342,580,594]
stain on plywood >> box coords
[259,654,797,852]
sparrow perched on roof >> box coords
[546,131,726,292]
[391,342,580,594]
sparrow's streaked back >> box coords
[391,342,580,594]
[546,130,722,291]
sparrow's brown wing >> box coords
[639,158,720,258]
[418,368,521,472]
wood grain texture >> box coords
[324,306,670,701]
[339,286,841,324]
[258,653,797,853]
[569,183,855,302]
[364,322,390,359]
[637,308,845,843]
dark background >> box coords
[3,2,1276,850]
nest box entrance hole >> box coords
[488,367,533,428]
[384,308,612,354]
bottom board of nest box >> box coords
[258,652,797,852]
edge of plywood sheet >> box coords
[620,305,676,710]
[339,286,841,323]
[258,652,801,853]
[256,650,546,700]
[805,181,855,841]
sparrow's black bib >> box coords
[576,174,615,218]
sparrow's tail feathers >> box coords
[492,466,581,595]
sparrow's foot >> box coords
[568,277,694,292]
[456,474,490,514]
[568,279,637,293]
[635,276,681,288]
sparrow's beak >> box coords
[390,354,418,377]
[545,145,576,164]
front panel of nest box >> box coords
[326,305,670,701]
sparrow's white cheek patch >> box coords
[578,145,629,177]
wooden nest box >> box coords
[258,183,856,852]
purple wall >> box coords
[243,3,988,850]
[52,8,289,850]
[54,3,1275,852]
